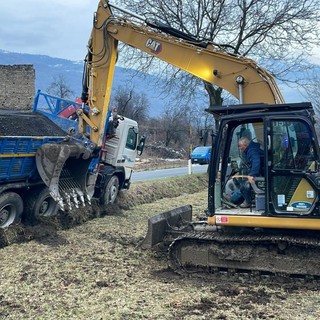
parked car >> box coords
[190,146,212,164]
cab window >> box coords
[271,120,315,170]
[270,120,316,214]
[125,127,137,150]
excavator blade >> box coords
[36,140,94,211]
[140,205,193,249]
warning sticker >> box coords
[216,215,229,224]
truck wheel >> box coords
[25,187,59,221]
[0,192,23,228]
[102,176,119,206]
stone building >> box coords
[0,64,35,110]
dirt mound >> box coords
[143,144,187,159]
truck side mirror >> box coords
[137,136,146,156]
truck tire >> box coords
[25,187,59,221]
[101,175,119,206]
[0,192,23,228]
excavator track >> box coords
[168,229,320,280]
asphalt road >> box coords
[131,164,208,182]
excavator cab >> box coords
[209,102,320,221]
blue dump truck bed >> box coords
[0,110,67,182]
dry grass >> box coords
[134,159,188,171]
[1,173,320,319]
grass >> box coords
[0,173,320,319]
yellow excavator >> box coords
[42,0,320,277]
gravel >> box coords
[0,110,66,136]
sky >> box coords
[0,0,100,61]
[1,0,320,65]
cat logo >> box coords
[145,38,162,54]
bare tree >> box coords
[157,104,191,147]
[113,0,320,105]
[46,74,74,99]
[303,70,320,113]
[111,86,149,123]
[302,68,320,137]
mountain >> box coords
[0,49,172,117]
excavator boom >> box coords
[107,2,284,104]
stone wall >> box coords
[0,65,35,110]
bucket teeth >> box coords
[76,190,86,207]
[57,196,65,212]
[85,193,92,206]
[53,189,91,211]
[71,190,79,208]
[64,193,72,211]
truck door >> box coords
[268,119,319,216]
[122,125,138,169]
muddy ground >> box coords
[1,174,320,319]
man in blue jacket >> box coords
[230,137,264,208]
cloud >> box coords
[0,0,98,61]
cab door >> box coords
[267,118,319,216]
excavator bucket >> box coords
[36,140,94,211]
[140,205,193,249]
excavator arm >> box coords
[79,1,119,147]
[36,1,120,209]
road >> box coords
[131,164,208,182]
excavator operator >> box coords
[225,136,264,208]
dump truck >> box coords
[0,89,145,228]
